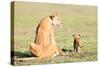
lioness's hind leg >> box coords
[30,42,38,57]
[30,43,37,51]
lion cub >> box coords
[73,33,83,52]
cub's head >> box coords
[73,33,80,40]
[49,13,63,28]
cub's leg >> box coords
[74,44,78,52]
[74,45,81,52]
[77,47,80,52]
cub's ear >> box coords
[78,34,80,36]
[49,15,54,20]
[73,34,74,37]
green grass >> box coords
[12,1,97,65]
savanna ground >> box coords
[11,1,97,66]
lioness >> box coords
[73,33,83,52]
[30,13,63,58]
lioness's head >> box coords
[49,13,63,28]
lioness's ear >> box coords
[49,15,54,20]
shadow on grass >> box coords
[11,48,73,58]
[62,48,73,52]
[11,51,32,58]
[11,51,32,65]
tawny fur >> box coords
[30,13,63,58]
[73,33,83,52]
